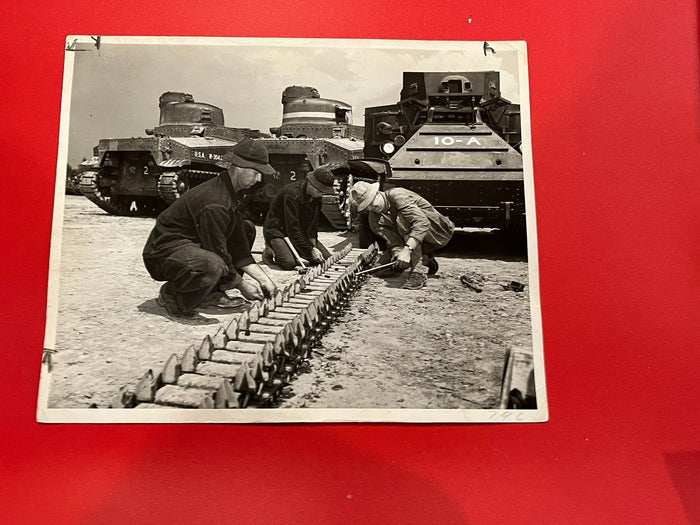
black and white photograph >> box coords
[38,36,545,422]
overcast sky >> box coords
[65,38,523,166]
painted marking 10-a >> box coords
[434,136,482,146]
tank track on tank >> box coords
[320,174,353,230]
[111,243,379,409]
[157,169,221,204]
[79,170,166,217]
[79,170,135,216]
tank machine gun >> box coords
[352,71,524,231]
[79,92,265,216]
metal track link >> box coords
[158,169,221,204]
[78,170,126,216]
[321,175,353,230]
[113,243,379,409]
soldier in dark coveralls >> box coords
[262,165,337,270]
[142,139,278,317]
[350,181,455,290]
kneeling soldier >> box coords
[262,165,337,270]
[351,181,455,290]
[142,139,278,317]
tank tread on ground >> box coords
[353,71,525,232]
[110,244,380,409]
[107,242,537,411]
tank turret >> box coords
[280,86,320,103]
[155,91,225,127]
[145,92,235,137]
[252,86,364,228]
[270,85,360,140]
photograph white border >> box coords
[38,36,546,423]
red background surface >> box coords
[1,1,699,523]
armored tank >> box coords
[79,92,265,216]
[350,71,524,231]
[249,86,365,229]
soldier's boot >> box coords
[402,271,427,290]
[157,283,195,317]
[402,259,429,290]
[425,254,439,275]
[200,291,247,309]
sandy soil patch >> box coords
[46,196,532,411]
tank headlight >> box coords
[380,142,396,155]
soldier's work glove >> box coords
[393,246,413,271]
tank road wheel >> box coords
[158,170,189,205]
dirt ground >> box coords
[45,195,532,411]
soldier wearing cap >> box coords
[142,138,279,317]
[262,165,337,270]
[350,181,454,290]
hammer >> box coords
[283,237,309,274]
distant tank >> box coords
[348,71,524,232]
[248,86,365,229]
[79,92,265,216]
[79,89,362,229]
[65,164,82,195]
